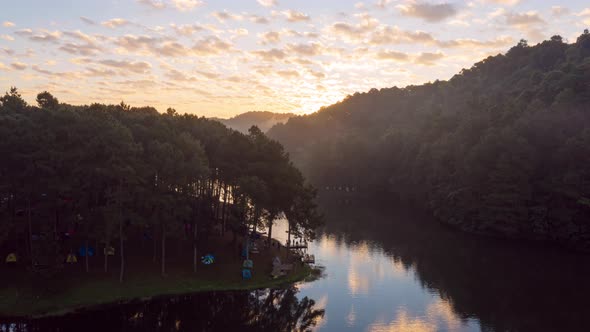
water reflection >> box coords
[4,197,590,331]
[0,286,324,332]
[291,197,590,331]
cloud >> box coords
[437,36,514,48]
[504,11,546,26]
[165,68,198,81]
[137,0,166,9]
[170,23,205,36]
[14,28,32,36]
[1,35,14,41]
[80,16,96,25]
[259,31,281,44]
[192,36,233,55]
[376,50,410,61]
[211,11,243,23]
[98,59,152,73]
[84,67,117,77]
[10,62,27,70]
[57,31,105,55]
[31,65,83,79]
[257,0,277,7]
[196,70,220,79]
[369,26,436,45]
[59,43,103,56]
[249,14,270,24]
[0,62,8,71]
[2,21,15,27]
[277,70,300,79]
[170,0,204,11]
[282,10,310,22]
[327,15,379,41]
[252,48,287,61]
[101,18,131,28]
[285,42,323,56]
[482,0,521,5]
[415,51,444,65]
[397,1,458,22]
[376,0,393,9]
[15,29,61,43]
[1,48,15,56]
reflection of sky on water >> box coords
[271,219,480,332]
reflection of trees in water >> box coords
[1,287,324,332]
[319,197,590,332]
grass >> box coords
[0,235,317,318]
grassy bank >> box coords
[0,235,318,318]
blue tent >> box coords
[243,259,253,269]
[242,269,252,280]
[78,246,95,257]
[201,254,215,265]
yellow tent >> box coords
[66,254,78,263]
[5,253,17,263]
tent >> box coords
[66,254,78,263]
[78,246,95,257]
[273,256,282,267]
[201,254,215,265]
[5,253,17,263]
[104,246,115,256]
[243,259,253,269]
[242,268,252,280]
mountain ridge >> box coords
[268,32,590,250]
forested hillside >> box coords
[268,31,590,250]
[213,111,295,134]
[0,91,320,278]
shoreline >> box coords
[0,264,318,319]
[0,234,320,319]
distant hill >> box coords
[214,111,295,133]
[268,32,590,250]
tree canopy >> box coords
[268,32,590,250]
[0,92,321,278]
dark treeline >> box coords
[0,90,321,280]
[269,31,590,250]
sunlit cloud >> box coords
[482,0,521,5]
[2,0,587,117]
[101,18,131,29]
[10,62,27,70]
[504,11,546,26]
[137,0,166,9]
[257,0,278,8]
[282,10,311,22]
[97,59,152,73]
[551,6,570,17]
[170,0,204,11]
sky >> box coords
[1,0,589,118]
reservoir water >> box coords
[3,197,590,331]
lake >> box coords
[3,197,590,331]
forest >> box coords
[0,89,321,281]
[268,31,590,250]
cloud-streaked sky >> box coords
[1,0,589,117]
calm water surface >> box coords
[3,197,590,331]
